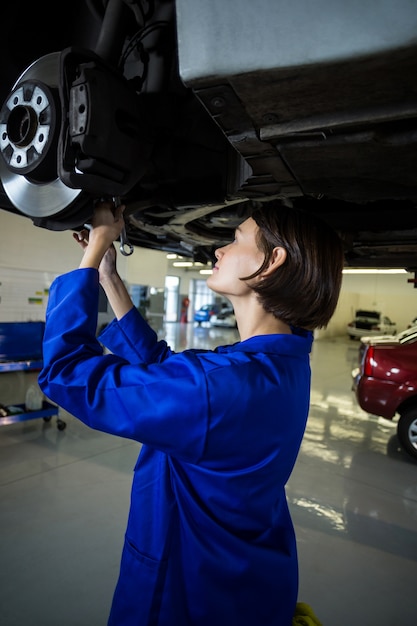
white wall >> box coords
[1,209,417,335]
[0,210,169,282]
[314,271,417,338]
[0,211,169,322]
[341,273,417,331]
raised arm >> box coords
[73,201,134,320]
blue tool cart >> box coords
[0,321,66,430]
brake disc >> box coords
[0,52,82,218]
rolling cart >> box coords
[0,321,66,431]
[0,359,66,430]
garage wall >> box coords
[0,211,168,323]
[341,273,417,332]
[1,210,416,336]
[0,210,168,281]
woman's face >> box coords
[206,217,265,298]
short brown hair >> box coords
[241,201,344,329]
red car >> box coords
[353,338,417,460]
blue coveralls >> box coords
[38,268,313,626]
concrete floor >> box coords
[0,324,416,625]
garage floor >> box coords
[0,325,416,625]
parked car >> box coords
[210,307,237,329]
[352,337,417,459]
[194,303,221,325]
[358,325,417,360]
[347,310,396,340]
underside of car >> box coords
[1,0,417,270]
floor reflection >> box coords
[1,329,416,624]
[160,321,239,352]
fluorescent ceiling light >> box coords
[342,268,408,274]
[172,261,193,267]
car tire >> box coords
[397,408,417,459]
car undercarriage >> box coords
[1,0,417,270]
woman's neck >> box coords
[233,300,291,341]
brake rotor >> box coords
[0,52,82,218]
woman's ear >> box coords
[262,246,287,277]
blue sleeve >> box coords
[99,307,174,364]
[38,269,209,462]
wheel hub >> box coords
[1,80,57,179]
[0,53,82,218]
